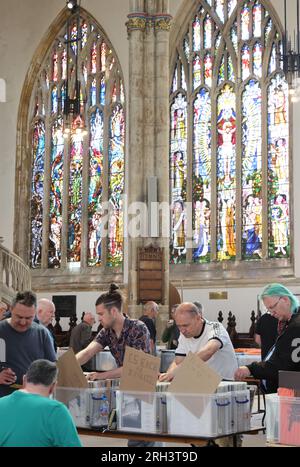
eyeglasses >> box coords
[267,297,282,313]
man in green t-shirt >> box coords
[0,359,82,447]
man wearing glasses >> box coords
[235,283,300,393]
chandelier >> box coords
[63,0,87,137]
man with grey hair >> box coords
[0,359,82,447]
[139,301,159,355]
[36,298,57,351]
[159,302,237,381]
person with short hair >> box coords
[0,291,56,397]
[235,283,300,393]
[36,298,57,352]
[70,311,95,371]
[139,301,159,355]
[0,359,82,447]
[161,304,180,350]
[75,283,150,380]
[159,302,237,381]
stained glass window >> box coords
[29,11,125,270]
[170,0,290,268]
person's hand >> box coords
[234,366,251,381]
[0,367,17,385]
[85,371,104,381]
[158,372,174,382]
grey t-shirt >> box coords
[0,320,56,396]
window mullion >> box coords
[41,119,52,269]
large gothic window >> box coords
[170,0,290,275]
[29,10,125,274]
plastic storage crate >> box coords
[116,390,167,433]
[167,392,233,436]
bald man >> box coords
[159,302,237,381]
[139,301,159,355]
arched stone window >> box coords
[170,0,291,282]
[15,8,125,290]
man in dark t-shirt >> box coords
[139,301,159,355]
[254,312,278,360]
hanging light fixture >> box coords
[63,0,87,137]
[281,0,300,91]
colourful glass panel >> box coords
[62,49,67,80]
[91,43,97,74]
[100,43,107,71]
[228,55,234,81]
[192,16,201,51]
[90,78,97,106]
[216,85,236,261]
[112,83,117,103]
[193,55,201,89]
[70,23,78,55]
[228,0,237,16]
[88,108,104,266]
[107,105,125,267]
[48,118,64,268]
[216,0,224,22]
[181,64,187,91]
[52,51,58,82]
[204,53,213,87]
[30,120,45,268]
[170,94,188,264]
[241,80,262,259]
[82,61,88,83]
[204,15,213,49]
[268,75,289,258]
[253,42,262,77]
[241,5,250,41]
[120,82,125,104]
[269,44,276,73]
[81,21,88,49]
[253,2,262,38]
[67,132,83,262]
[51,85,58,114]
[100,76,106,105]
[218,56,225,85]
[184,35,190,61]
[172,65,178,93]
[265,19,272,43]
[231,24,238,54]
[241,44,250,81]
[193,89,211,263]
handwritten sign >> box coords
[168,352,221,416]
[120,346,160,393]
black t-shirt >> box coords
[255,313,278,360]
[139,315,156,342]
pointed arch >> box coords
[169,0,293,283]
[14,7,125,290]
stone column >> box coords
[126,1,172,332]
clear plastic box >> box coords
[55,386,111,429]
[167,392,231,436]
[265,394,300,446]
[116,390,167,433]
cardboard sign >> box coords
[120,346,160,393]
[169,352,221,394]
[57,348,88,388]
[168,352,222,416]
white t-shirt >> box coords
[175,320,238,380]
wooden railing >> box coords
[0,242,31,303]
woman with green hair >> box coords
[235,283,300,393]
